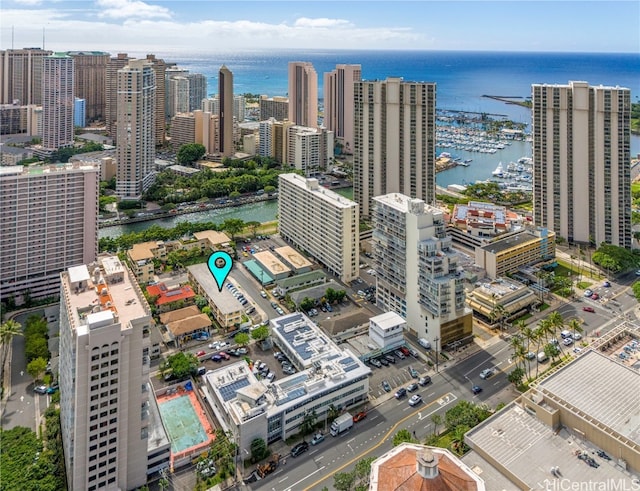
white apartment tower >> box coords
[218,65,234,157]
[354,78,436,218]
[532,81,632,248]
[288,62,318,127]
[372,193,472,349]
[59,256,154,491]
[323,64,361,154]
[168,76,190,116]
[279,173,359,282]
[42,53,75,150]
[285,125,334,176]
[187,73,207,111]
[115,59,156,199]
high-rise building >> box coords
[258,118,292,163]
[233,94,246,123]
[259,95,289,122]
[0,162,99,304]
[170,113,196,150]
[58,255,168,491]
[323,64,361,154]
[187,73,207,112]
[372,193,472,349]
[285,125,334,176]
[279,173,359,282]
[168,76,190,116]
[354,77,436,218]
[115,59,156,199]
[74,97,86,127]
[532,81,632,248]
[105,53,131,140]
[67,51,109,123]
[42,53,74,150]
[145,54,167,146]
[218,65,234,157]
[0,47,52,105]
[288,62,318,127]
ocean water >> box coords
[141,49,639,186]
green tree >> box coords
[250,437,269,463]
[176,143,206,165]
[299,410,318,440]
[246,221,261,238]
[161,352,198,379]
[194,295,208,309]
[250,325,270,341]
[264,185,276,194]
[25,336,49,363]
[508,367,525,386]
[568,318,584,340]
[27,357,48,384]
[354,457,375,486]
[222,218,246,240]
[431,413,442,435]
[299,297,315,312]
[325,287,338,304]
[450,424,471,455]
[544,342,560,361]
[392,428,416,446]
[333,471,356,491]
[445,400,491,432]
[234,332,250,346]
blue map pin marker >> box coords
[207,251,233,292]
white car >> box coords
[573,332,582,341]
[408,394,423,406]
[479,368,494,379]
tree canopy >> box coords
[176,143,206,165]
[161,352,198,379]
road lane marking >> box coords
[284,465,326,491]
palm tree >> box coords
[509,336,524,369]
[533,326,545,379]
[489,303,508,330]
[521,325,536,376]
[568,318,584,344]
[547,312,566,356]
[0,319,23,390]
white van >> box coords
[537,351,548,363]
[418,338,431,349]
[560,330,572,339]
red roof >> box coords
[146,283,195,306]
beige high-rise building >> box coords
[532,81,632,248]
[58,255,169,491]
[42,53,75,150]
[67,51,109,123]
[0,47,52,105]
[170,113,196,150]
[323,64,361,154]
[279,173,359,282]
[115,59,156,199]
[145,54,167,146]
[284,125,334,176]
[354,77,436,218]
[288,62,317,127]
[0,162,99,304]
[105,53,131,140]
[258,118,293,163]
[218,65,234,157]
[194,110,220,154]
[259,95,289,122]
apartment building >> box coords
[259,95,288,122]
[288,61,317,127]
[67,51,109,122]
[323,64,361,154]
[285,125,334,176]
[58,256,170,490]
[475,228,556,279]
[218,65,234,157]
[74,97,86,127]
[532,80,631,248]
[42,53,74,150]
[0,103,40,136]
[258,118,293,163]
[354,78,436,217]
[105,53,131,139]
[170,113,196,150]
[187,73,207,112]
[115,59,156,199]
[0,162,99,304]
[278,173,359,283]
[372,193,472,349]
[0,47,52,105]
[168,76,190,116]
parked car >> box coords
[584,289,593,297]
[34,385,47,394]
[406,383,419,393]
[211,354,222,362]
[603,281,611,287]
[408,348,420,358]
[394,350,406,360]
[563,337,574,346]
[369,358,382,368]
[196,350,206,357]
[471,385,483,395]
[591,293,600,300]
[382,380,392,392]
[46,384,59,394]
[418,376,431,386]
[310,433,325,445]
[418,338,431,349]
[525,351,536,360]
[479,368,494,380]
[384,354,396,364]
[260,290,268,298]
[291,441,309,457]
[218,352,230,360]
[400,347,411,356]
[378,357,389,366]
[408,367,419,378]
[283,366,297,375]
[573,332,583,340]
[353,411,367,423]
[236,347,248,355]
[409,394,423,406]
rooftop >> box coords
[193,230,231,246]
[481,229,553,255]
[159,305,201,324]
[273,245,313,270]
[280,173,358,209]
[188,264,245,314]
[253,250,291,276]
[275,270,326,289]
[370,311,406,330]
[128,241,161,262]
[146,283,195,306]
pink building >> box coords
[0,162,99,305]
[288,61,318,128]
[323,64,361,154]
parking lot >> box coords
[363,346,432,400]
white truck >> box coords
[330,412,354,436]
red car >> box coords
[583,306,595,313]
[353,411,367,423]
[218,351,231,360]
[399,347,410,356]
[196,350,206,357]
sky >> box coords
[0,0,638,54]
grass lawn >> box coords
[539,303,550,311]
[577,281,592,290]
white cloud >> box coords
[293,17,353,29]
[12,0,43,5]
[96,0,172,20]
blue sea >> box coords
[137,50,640,186]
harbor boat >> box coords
[492,162,504,177]
[464,159,473,163]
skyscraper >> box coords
[105,53,131,140]
[42,53,75,150]
[218,65,234,157]
[532,81,632,248]
[372,193,472,349]
[259,95,289,122]
[115,59,156,199]
[288,61,318,127]
[145,54,167,146]
[323,64,361,154]
[0,47,52,105]
[187,73,207,111]
[58,255,164,491]
[353,77,436,218]
[168,76,190,116]
[67,51,109,123]
[0,162,99,304]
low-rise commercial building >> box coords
[369,312,406,349]
[252,250,291,280]
[465,278,539,325]
[475,228,556,279]
[203,312,370,456]
[273,245,313,274]
[273,270,327,297]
